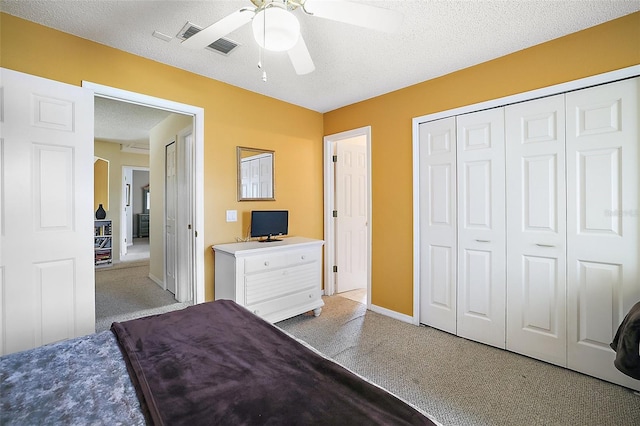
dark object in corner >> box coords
[611,301,640,380]
[95,204,106,219]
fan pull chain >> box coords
[258,48,267,82]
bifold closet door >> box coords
[456,108,506,349]
[566,77,640,390]
[418,117,457,334]
[505,94,567,367]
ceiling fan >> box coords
[181,0,403,76]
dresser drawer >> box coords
[244,248,320,274]
[245,288,322,320]
[245,262,319,305]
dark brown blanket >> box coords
[111,300,437,426]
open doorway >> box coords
[121,166,150,262]
[323,126,372,306]
[87,81,205,330]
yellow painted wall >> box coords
[323,12,640,315]
[1,13,324,301]
[94,158,109,212]
[3,11,639,315]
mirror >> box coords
[94,157,109,212]
[237,147,275,201]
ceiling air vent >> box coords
[178,22,240,56]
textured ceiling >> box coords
[94,97,174,150]
[4,1,639,113]
[3,0,638,142]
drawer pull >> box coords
[301,255,306,260]
[536,243,555,248]
[264,261,269,266]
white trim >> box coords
[323,126,372,309]
[369,304,414,325]
[411,65,640,325]
[411,119,422,326]
[83,81,205,304]
[148,272,164,288]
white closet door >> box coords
[259,156,273,198]
[566,77,640,390]
[249,158,260,197]
[505,94,567,366]
[418,117,457,334]
[456,108,506,348]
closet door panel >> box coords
[456,108,506,348]
[419,117,457,334]
[505,94,567,366]
[567,77,640,391]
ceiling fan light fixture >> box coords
[252,5,300,52]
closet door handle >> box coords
[475,239,491,243]
[536,243,555,248]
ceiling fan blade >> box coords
[288,35,315,75]
[303,0,402,33]
[182,9,254,50]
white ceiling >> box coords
[3,0,638,141]
[94,97,174,151]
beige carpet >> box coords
[277,296,640,426]
[95,260,190,332]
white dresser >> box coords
[213,237,325,323]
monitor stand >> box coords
[259,235,282,243]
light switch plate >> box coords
[226,210,238,222]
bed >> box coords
[1,299,440,425]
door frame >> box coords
[120,165,149,259]
[411,64,640,325]
[323,126,372,304]
[84,81,205,304]
[172,127,195,302]
[164,140,177,295]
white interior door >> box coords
[176,129,193,302]
[456,108,506,349]
[165,141,177,295]
[505,94,567,366]
[335,136,368,293]
[566,77,640,390]
[418,117,457,333]
[121,167,133,258]
[0,68,95,355]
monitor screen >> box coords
[250,210,288,242]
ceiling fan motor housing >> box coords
[252,2,300,52]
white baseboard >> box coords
[369,303,415,324]
[148,273,165,290]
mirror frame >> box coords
[237,146,275,201]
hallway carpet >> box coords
[95,260,190,332]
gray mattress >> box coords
[0,331,145,425]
